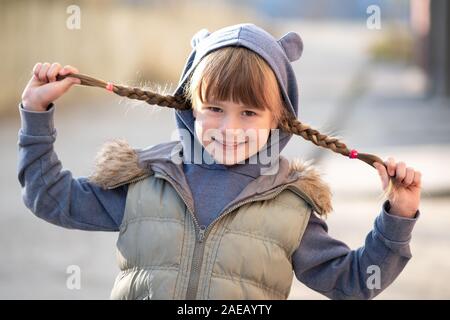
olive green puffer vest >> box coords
[109,171,313,300]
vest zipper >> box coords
[183,184,293,299]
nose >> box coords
[219,114,241,133]
[219,116,246,142]
[220,114,241,131]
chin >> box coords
[211,151,256,165]
[217,157,246,166]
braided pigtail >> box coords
[56,73,191,110]
[279,117,383,168]
[279,116,394,198]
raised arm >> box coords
[18,102,127,231]
[293,201,419,299]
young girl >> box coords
[18,23,422,300]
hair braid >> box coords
[57,73,191,110]
[56,72,389,174]
[278,117,385,169]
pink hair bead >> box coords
[349,149,358,159]
[106,82,114,92]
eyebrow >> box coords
[205,100,261,110]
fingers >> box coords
[386,157,396,176]
[403,167,415,185]
[58,65,81,84]
[47,62,62,82]
[32,62,42,78]
[395,161,406,184]
[38,62,51,83]
[413,170,422,188]
[27,62,43,86]
[59,65,79,76]
[33,62,80,84]
[383,157,422,188]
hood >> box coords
[172,23,304,168]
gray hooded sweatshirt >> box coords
[17,23,419,299]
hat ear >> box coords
[190,28,211,49]
[277,31,303,62]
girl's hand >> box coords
[21,62,81,112]
[373,158,422,218]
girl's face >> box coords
[193,99,278,165]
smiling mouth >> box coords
[212,137,247,147]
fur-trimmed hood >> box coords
[88,139,333,216]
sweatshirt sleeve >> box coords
[292,200,419,299]
[17,102,127,231]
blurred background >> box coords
[0,0,449,299]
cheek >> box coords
[250,128,271,151]
[194,117,219,146]
[257,129,271,145]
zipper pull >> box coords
[198,225,206,243]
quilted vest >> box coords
[109,171,313,299]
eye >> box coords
[242,110,257,117]
[207,106,223,113]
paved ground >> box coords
[1,21,449,299]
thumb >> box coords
[54,76,81,93]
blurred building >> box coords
[427,0,450,98]
[411,0,450,99]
